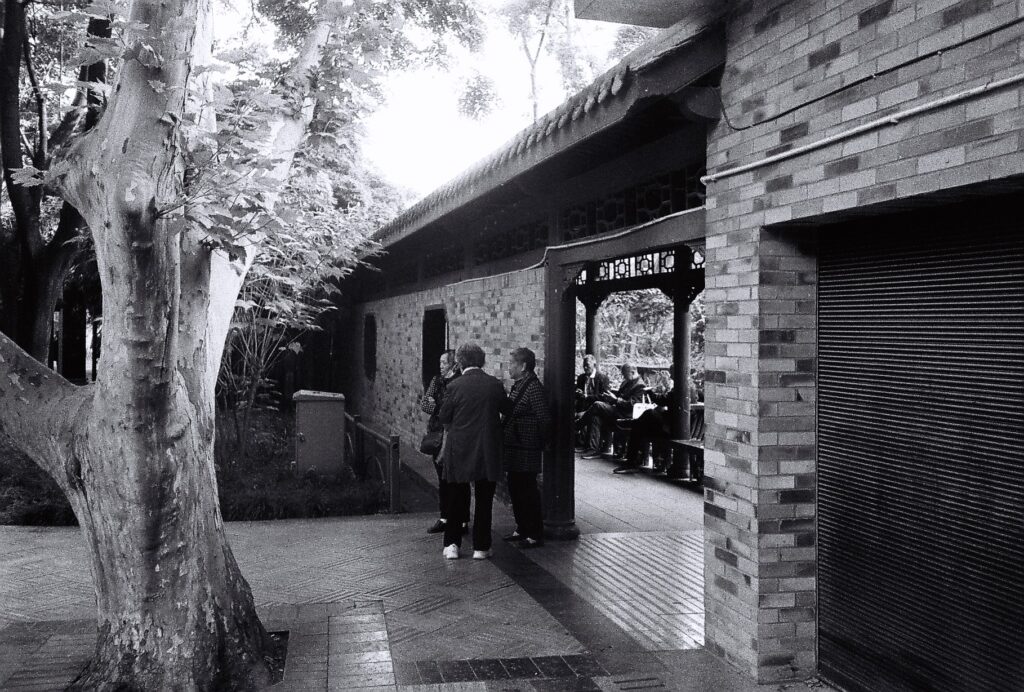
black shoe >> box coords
[613,465,639,474]
[427,519,446,534]
[581,449,603,459]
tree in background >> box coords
[0,0,480,687]
[576,289,705,391]
[0,1,111,362]
[499,0,603,122]
[608,24,660,61]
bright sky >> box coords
[212,1,634,207]
[362,5,627,203]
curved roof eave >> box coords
[372,15,726,249]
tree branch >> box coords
[204,0,351,387]
[0,329,89,482]
[0,0,40,243]
[22,26,47,167]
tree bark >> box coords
[4,0,349,687]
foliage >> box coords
[458,72,501,119]
[608,25,660,61]
[256,0,484,63]
[214,408,386,521]
[497,0,606,121]
[576,288,706,392]
[0,0,107,359]
[0,408,387,526]
[0,442,76,526]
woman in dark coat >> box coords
[420,350,461,534]
[500,347,551,548]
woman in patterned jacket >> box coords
[499,347,551,548]
[420,350,463,535]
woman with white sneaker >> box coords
[436,343,506,560]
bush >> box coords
[0,408,384,525]
[214,407,386,521]
[0,442,76,526]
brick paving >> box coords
[0,454,830,691]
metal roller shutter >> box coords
[817,205,1024,692]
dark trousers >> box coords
[444,480,496,551]
[624,410,671,464]
[584,401,620,451]
[507,471,543,541]
[432,458,452,520]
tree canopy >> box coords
[0,0,485,687]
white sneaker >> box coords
[472,549,492,560]
[443,544,460,559]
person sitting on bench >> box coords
[580,363,647,458]
[613,387,675,474]
[574,354,610,447]
[613,377,700,474]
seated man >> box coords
[574,355,610,447]
[613,387,674,473]
[580,363,647,458]
[613,377,700,474]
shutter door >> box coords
[817,207,1024,692]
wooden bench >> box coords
[667,403,705,482]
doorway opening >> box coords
[422,307,448,390]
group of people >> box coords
[420,343,550,560]
[575,354,699,474]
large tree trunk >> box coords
[68,391,271,689]
[2,0,344,687]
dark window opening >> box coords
[422,308,448,389]
[363,314,377,380]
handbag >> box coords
[419,429,443,456]
[631,392,657,419]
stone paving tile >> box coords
[519,530,705,652]
[0,466,765,690]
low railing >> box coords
[344,412,401,513]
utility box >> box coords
[293,390,346,474]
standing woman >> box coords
[421,350,462,534]
[500,347,551,548]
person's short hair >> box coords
[583,354,598,368]
[511,347,536,372]
[620,362,637,377]
[441,349,456,365]
[456,343,485,369]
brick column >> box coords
[703,224,817,683]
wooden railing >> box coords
[344,412,401,514]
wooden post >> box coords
[543,260,581,540]
[672,302,691,441]
[584,302,599,357]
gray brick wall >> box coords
[703,0,1024,682]
[345,268,546,448]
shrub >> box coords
[0,408,385,525]
[0,442,76,526]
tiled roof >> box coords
[373,15,721,247]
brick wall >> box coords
[703,0,1024,682]
[345,268,546,448]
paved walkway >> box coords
[0,452,829,691]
